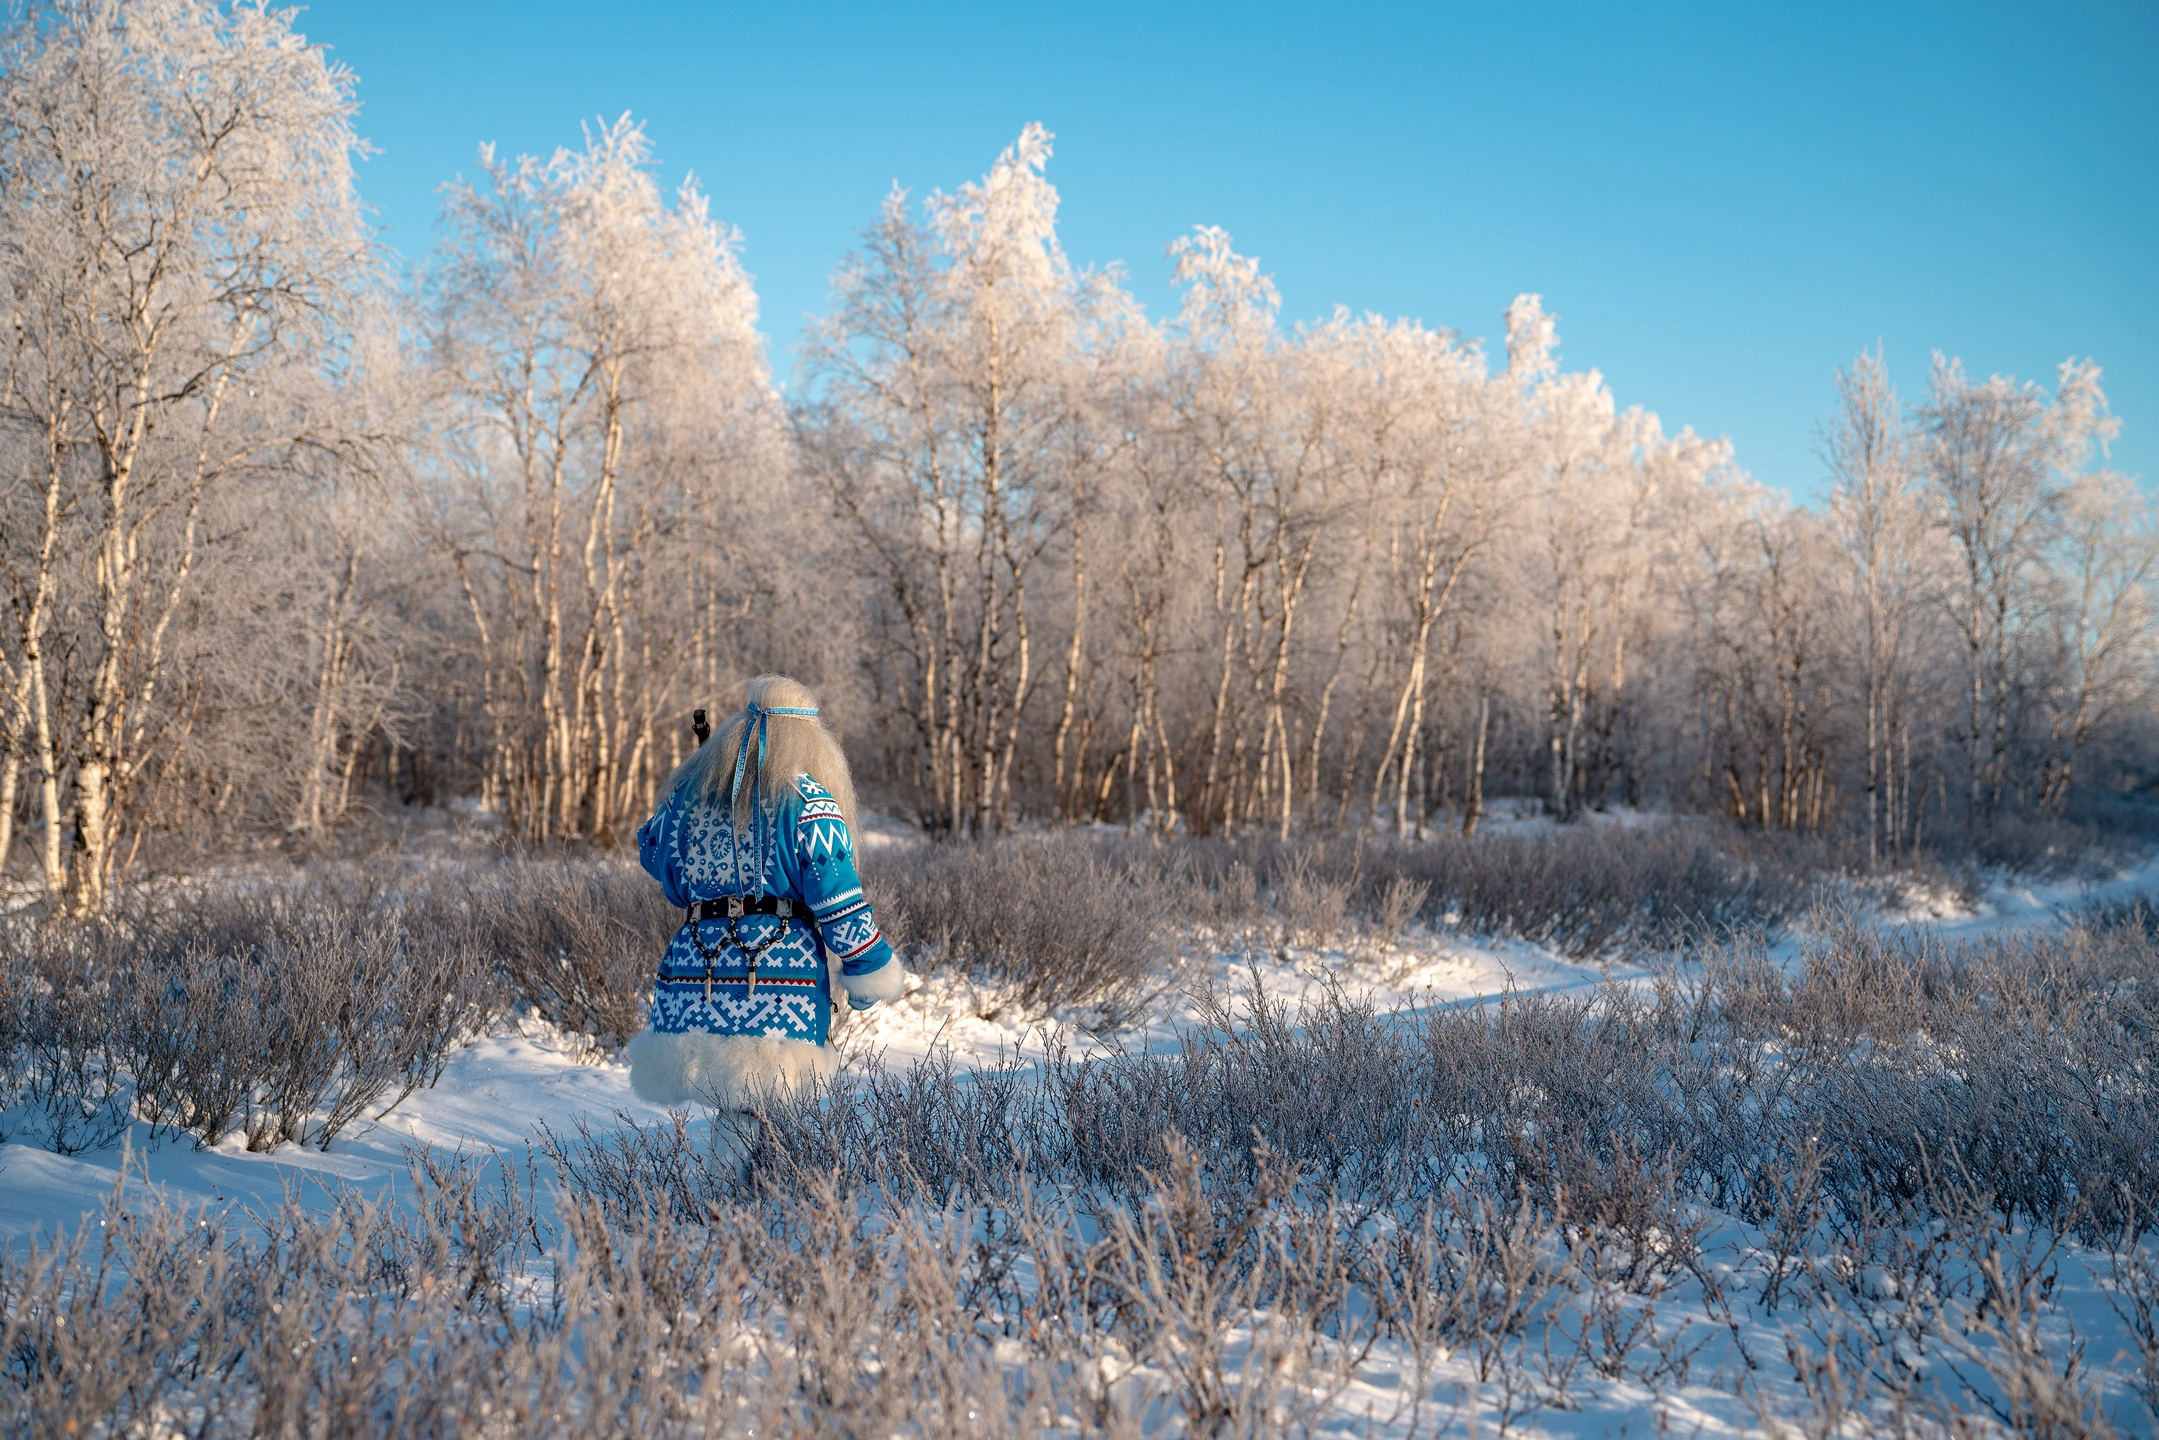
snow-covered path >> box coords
[0,930,1607,1244]
[7,852,2152,1246]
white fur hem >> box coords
[626,1031,838,1109]
[840,957,909,1005]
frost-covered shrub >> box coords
[0,855,684,1154]
[644,896,2159,1243]
[0,869,498,1152]
[9,898,2159,1437]
[1236,820,1821,956]
[9,937,131,1155]
[463,858,677,1050]
[1003,820,1826,963]
[868,836,1171,1021]
[856,819,1821,1028]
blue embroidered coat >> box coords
[636,774,894,1049]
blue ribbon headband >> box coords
[726,702,819,888]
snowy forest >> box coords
[14,8,2159,1437]
[1,0,2153,912]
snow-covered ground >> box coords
[0,924,1621,1246]
[13,848,2151,1240]
[6,848,2158,1435]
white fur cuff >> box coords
[626,1031,838,1109]
[840,956,908,1005]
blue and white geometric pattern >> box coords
[676,797,744,890]
[636,770,897,1048]
[823,910,884,962]
[797,788,853,860]
[651,981,822,1040]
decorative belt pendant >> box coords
[679,896,793,1004]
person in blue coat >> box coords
[627,675,906,1108]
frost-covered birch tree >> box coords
[0,0,371,907]
[1921,355,2117,826]
[1822,346,1928,863]
[2036,470,2156,811]
[429,114,781,843]
[1511,297,1724,820]
[1314,314,1495,839]
[1159,227,1330,836]
[807,124,1106,835]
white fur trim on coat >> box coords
[626,1030,838,1109]
[839,955,909,1006]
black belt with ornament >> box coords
[679,895,817,1000]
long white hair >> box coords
[667,675,859,837]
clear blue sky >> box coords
[303,0,2157,501]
